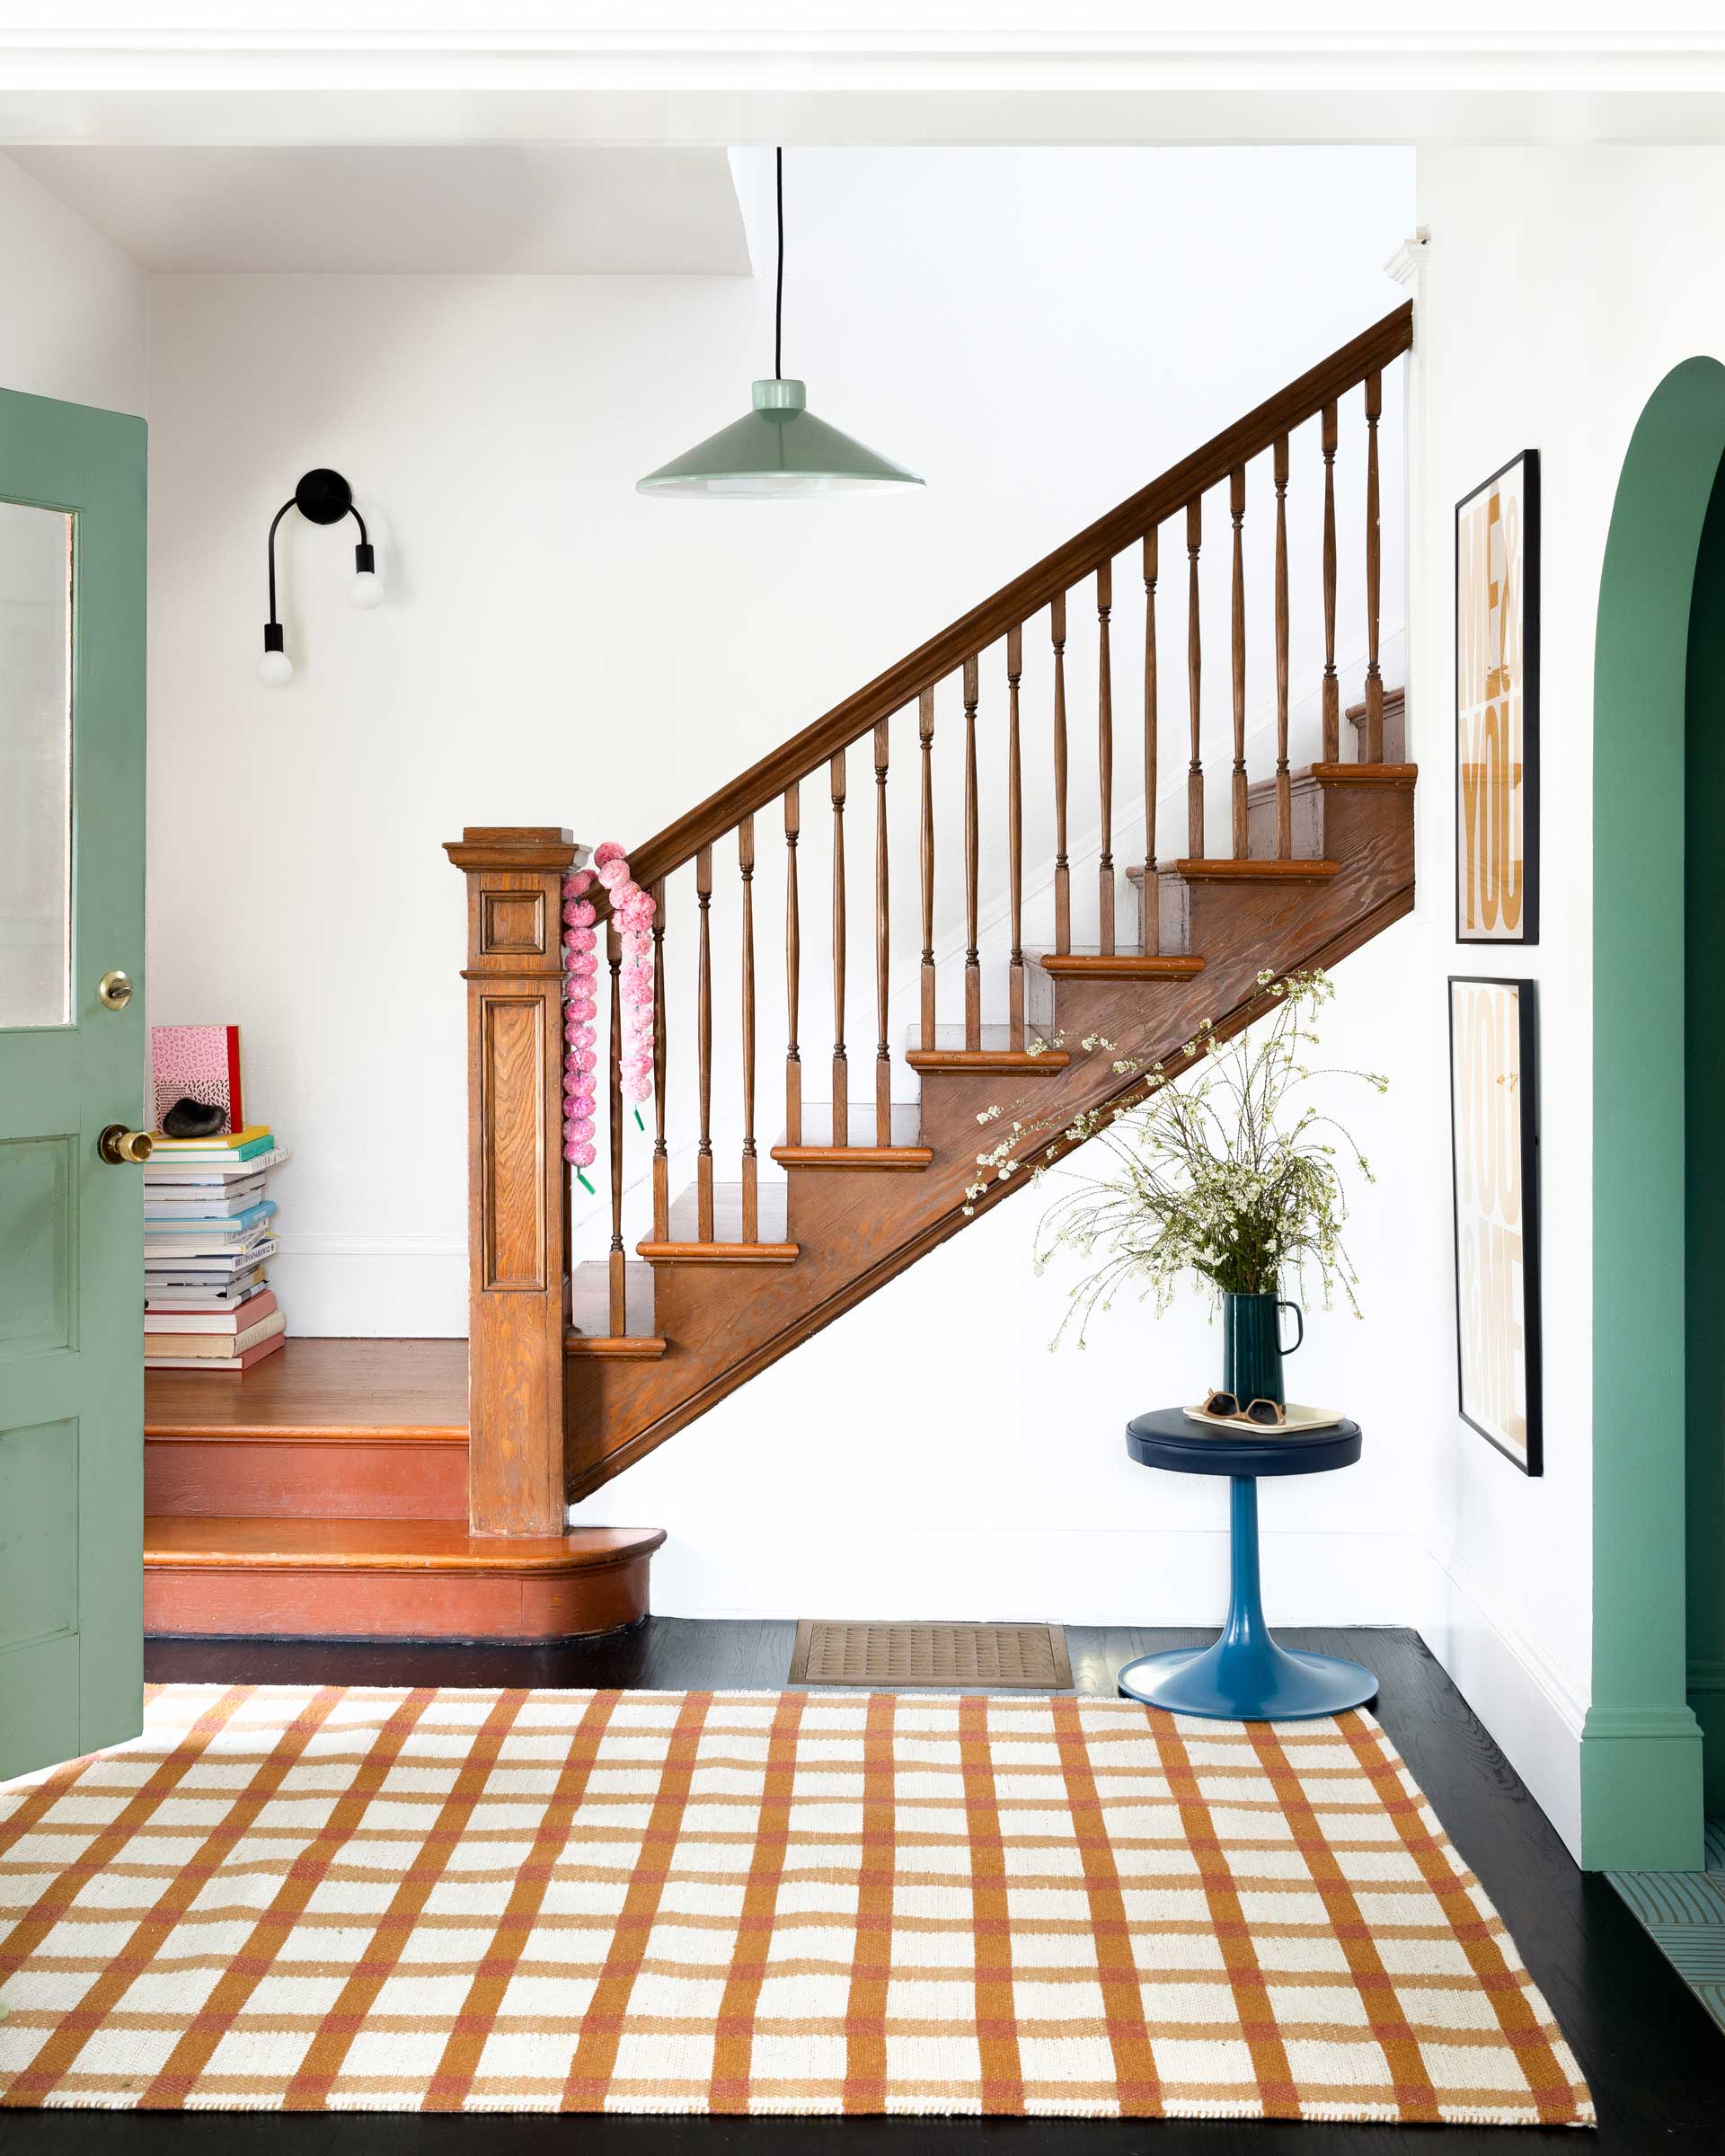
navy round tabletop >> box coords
[1126,1406,1361,1479]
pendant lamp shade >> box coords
[637,377,923,498]
[636,150,923,499]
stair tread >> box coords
[145,1337,468,1441]
[1239,760,1420,802]
[638,1240,799,1263]
[906,1045,1072,1073]
[143,1515,665,1572]
[1035,950,1206,977]
[1169,857,1341,881]
[772,1144,933,1171]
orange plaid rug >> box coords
[0,1684,1592,2123]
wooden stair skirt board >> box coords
[143,1339,668,1642]
[143,1518,666,1643]
[445,307,1420,1519]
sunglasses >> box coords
[1199,1390,1287,1428]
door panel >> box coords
[0,387,146,1779]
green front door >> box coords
[0,388,147,1780]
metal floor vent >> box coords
[789,1620,1073,1691]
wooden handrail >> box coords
[629,301,1411,890]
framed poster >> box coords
[1448,977,1543,1474]
[1455,450,1539,944]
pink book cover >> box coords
[152,1025,243,1134]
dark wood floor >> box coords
[10,1623,1721,2152]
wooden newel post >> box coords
[443,826,584,1536]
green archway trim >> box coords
[1585,356,1725,1870]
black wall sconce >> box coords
[259,467,380,685]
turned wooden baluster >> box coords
[918,689,935,1049]
[607,920,626,1334]
[1363,370,1384,764]
[1006,625,1025,1047]
[1052,593,1070,952]
[873,719,891,1145]
[1322,398,1340,764]
[1142,529,1159,952]
[783,783,801,1146]
[962,654,981,1049]
[1097,561,1116,951]
[1186,498,1204,857]
[695,845,714,1241]
[831,749,848,1144]
[1230,467,1248,858]
[650,877,668,1241]
[739,815,758,1242]
[1274,437,1292,858]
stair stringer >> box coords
[564,776,1413,1502]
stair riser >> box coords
[145,1438,468,1522]
[1308,778,1417,863]
[915,1065,1092,1155]
[1163,858,1394,965]
[1243,784,1326,864]
[144,1552,653,1641]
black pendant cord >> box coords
[774,145,784,381]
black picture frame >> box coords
[1447,976,1543,1475]
[1455,449,1540,945]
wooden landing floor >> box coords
[144,1335,468,1437]
[27,1625,1691,2151]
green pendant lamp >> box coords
[637,150,924,499]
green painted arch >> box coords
[1584,355,1725,1870]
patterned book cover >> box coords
[151,1024,243,1134]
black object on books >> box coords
[161,1096,228,1139]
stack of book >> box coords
[143,1124,289,1372]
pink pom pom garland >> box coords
[562,843,656,1188]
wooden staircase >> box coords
[146,303,1415,1642]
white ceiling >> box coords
[7,146,754,274]
[5,10,1725,149]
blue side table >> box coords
[1117,1407,1377,1719]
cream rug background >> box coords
[0,1684,1593,2123]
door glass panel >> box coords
[0,502,74,1028]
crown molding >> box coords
[6,22,1725,147]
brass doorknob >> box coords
[98,1124,154,1165]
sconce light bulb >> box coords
[257,648,294,687]
[349,570,383,610]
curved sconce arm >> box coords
[259,467,381,685]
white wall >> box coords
[146,146,1411,1338]
[0,151,145,413]
[1358,146,1725,1860]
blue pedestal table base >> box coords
[1116,1475,1377,1720]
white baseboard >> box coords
[268,1237,467,1338]
[579,1522,1427,1632]
[1418,1545,1587,1860]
